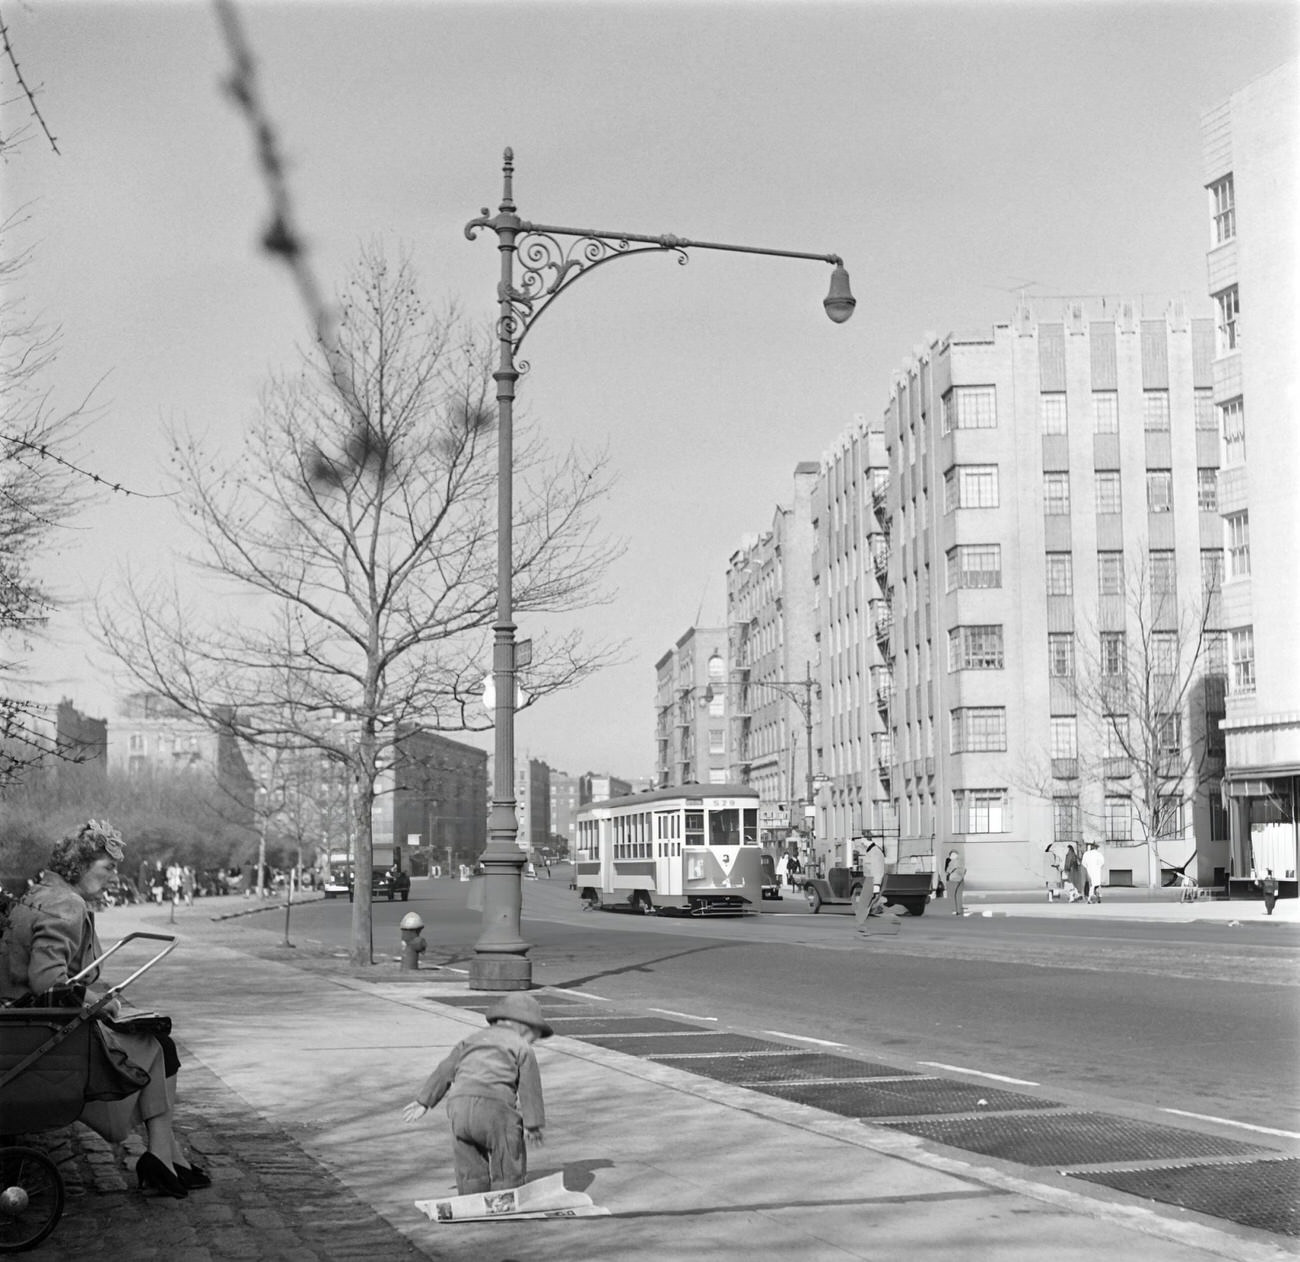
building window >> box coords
[128,733,145,753]
[1104,796,1131,842]
[1151,631,1178,677]
[950,707,1007,753]
[708,728,725,753]
[952,788,1008,834]
[1197,468,1218,512]
[1150,550,1176,595]
[944,465,999,511]
[945,544,1002,590]
[948,625,1004,671]
[1201,549,1223,593]
[1045,553,1073,596]
[1096,471,1122,514]
[1054,797,1082,843]
[1048,632,1074,678]
[1101,632,1126,677]
[1050,716,1078,760]
[1230,627,1255,694]
[1157,711,1183,760]
[1143,391,1170,431]
[1098,551,1124,596]
[1214,285,1239,352]
[1041,393,1068,434]
[1220,396,1245,467]
[1146,469,1173,513]
[1104,715,1131,775]
[1193,389,1215,431]
[1043,472,1070,516]
[708,694,725,717]
[1225,511,1250,578]
[942,386,997,433]
[1210,174,1235,244]
[1157,795,1184,837]
[1093,392,1119,434]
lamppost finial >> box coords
[501,147,515,213]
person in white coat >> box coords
[1081,843,1107,903]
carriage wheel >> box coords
[0,1145,64,1253]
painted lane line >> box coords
[649,1008,718,1022]
[764,1031,846,1048]
[546,986,609,1001]
[918,1061,1039,1087]
[1161,1107,1300,1139]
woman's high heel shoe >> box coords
[136,1152,187,1199]
[176,1163,211,1190]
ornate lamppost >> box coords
[465,148,855,991]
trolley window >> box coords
[744,808,758,844]
[685,811,705,846]
[709,809,742,846]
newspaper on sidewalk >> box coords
[415,1171,609,1223]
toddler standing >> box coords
[403,992,552,1195]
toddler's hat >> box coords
[486,992,554,1038]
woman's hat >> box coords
[485,993,553,1038]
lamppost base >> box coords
[468,955,532,991]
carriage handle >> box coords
[0,935,177,1094]
[67,932,177,992]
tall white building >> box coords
[1202,61,1300,894]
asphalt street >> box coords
[244,875,1300,1137]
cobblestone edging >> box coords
[23,1050,428,1261]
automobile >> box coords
[323,866,351,899]
[759,853,783,901]
[347,867,411,902]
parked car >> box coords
[347,867,411,902]
[323,866,351,899]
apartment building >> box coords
[1202,61,1300,895]
[814,416,893,867]
[109,692,255,821]
[882,300,1223,889]
[654,627,730,787]
[550,770,580,856]
[514,756,551,856]
[723,463,821,841]
[389,729,489,873]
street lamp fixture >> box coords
[465,148,854,991]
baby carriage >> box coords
[0,932,175,1252]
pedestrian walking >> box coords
[1063,844,1084,903]
[180,865,195,907]
[1260,869,1279,915]
[943,849,966,916]
[402,992,551,1195]
[1081,843,1106,903]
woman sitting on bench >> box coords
[0,821,207,1198]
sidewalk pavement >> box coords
[19,894,1296,1262]
[963,887,1300,924]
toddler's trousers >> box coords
[446,1095,526,1194]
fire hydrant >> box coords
[399,911,426,971]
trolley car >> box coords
[575,784,763,915]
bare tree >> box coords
[97,249,622,963]
[1021,555,1221,886]
[0,208,105,787]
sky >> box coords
[3,0,1297,780]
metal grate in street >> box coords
[430,993,588,1008]
[580,1032,791,1056]
[884,1111,1269,1166]
[1069,1158,1300,1237]
[548,1016,710,1035]
[756,1077,1054,1118]
[651,1052,919,1085]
